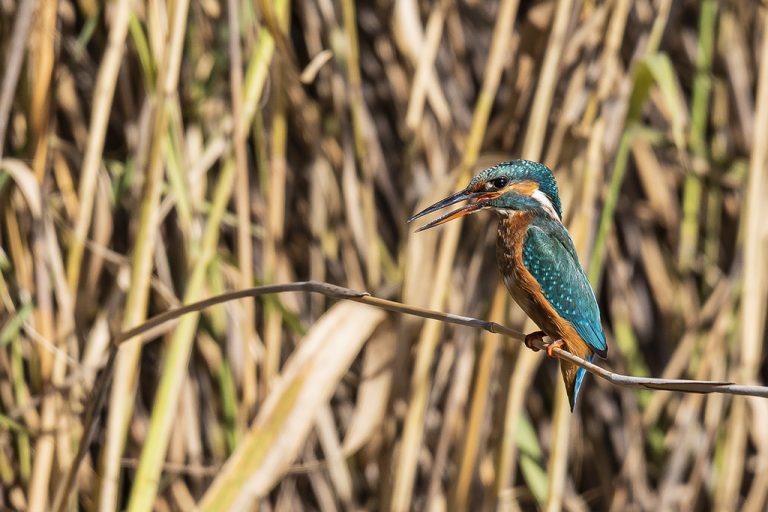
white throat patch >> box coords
[531,189,559,220]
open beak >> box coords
[408,189,498,232]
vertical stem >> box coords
[66,0,133,294]
[454,286,505,509]
[263,69,287,388]
[98,0,190,507]
[27,1,59,509]
[227,0,258,416]
[588,130,633,284]
[716,5,768,510]
[341,0,379,286]
[679,0,717,272]
[543,384,570,512]
[0,0,36,160]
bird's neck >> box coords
[496,210,534,234]
[496,211,534,256]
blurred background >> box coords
[1,0,767,510]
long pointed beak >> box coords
[408,189,495,232]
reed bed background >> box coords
[1,0,767,510]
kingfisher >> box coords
[409,160,607,410]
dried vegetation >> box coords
[0,0,767,510]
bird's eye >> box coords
[491,177,508,189]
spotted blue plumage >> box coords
[409,159,607,411]
[522,218,606,407]
[522,218,607,358]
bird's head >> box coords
[409,160,562,232]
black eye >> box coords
[491,177,508,189]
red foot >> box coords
[524,331,545,352]
[546,339,565,358]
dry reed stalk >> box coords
[0,0,35,160]
[66,0,132,295]
[455,285,506,508]
[716,5,768,510]
[342,0,380,288]
[679,0,716,274]
[25,1,60,509]
[394,0,451,128]
[425,332,475,510]
[261,0,290,392]
[405,0,448,132]
[314,405,354,506]
[227,0,258,417]
[98,0,191,508]
[262,72,287,387]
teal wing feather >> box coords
[522,220,607,357]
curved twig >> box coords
[114,280,766,397]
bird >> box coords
[408,160,607,410]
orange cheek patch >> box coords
[508,180,539,195]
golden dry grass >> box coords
[0,0,767,510]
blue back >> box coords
[521,217,607,357]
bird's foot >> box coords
[524,331,545,352]
[546,339,565,358]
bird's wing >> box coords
[522,223,607,357]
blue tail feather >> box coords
[569,354,594,411]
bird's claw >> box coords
[546,339,565,358]
[524,331,545,352]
